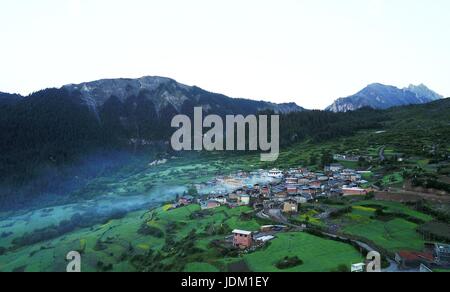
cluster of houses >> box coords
[170,164,373,250]
[170,166,450,272]
[175,165,369,215]
[333,154,372,163]
[265,165,371,207]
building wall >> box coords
[283,203,298,213]
[233,233,252,248]
[239,196,250,205]
[207,202,221,209]
[343,189,367,196]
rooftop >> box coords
[397,251,434,262]
[436,244,450,253]
[255,235,275,242]
[232,229,252,235]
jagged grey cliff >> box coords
[326,83,442,112]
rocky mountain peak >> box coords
[326,83,442,112]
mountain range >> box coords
[62,76,303,116]
[1,76,305,146]
[2,78,443,116]
[326,83,442,112]
[0,75,448,191]
[0,77,305,186]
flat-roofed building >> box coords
[286,177,298,185]
[232,230,253,249]
[287,185,299,195]
[434,243,450,265]
[342,187,367,196]
[283,200,298,214]
[238,194,250,205]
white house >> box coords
[268,169,283,178]
[351,263,366,273]
[325,164,344,172]
[210,195,227,204]
[293,196,308,204]
[238,194,250,205]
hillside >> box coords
[0,89,448,204]
[285,98,450,153]
[63,76,303,116]
[0,77,303,186]
[0,92,22,106]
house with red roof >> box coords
[395,251,434,269]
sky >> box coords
[0,0,449,109]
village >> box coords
[176,163,371,212]
[166,164,450,272]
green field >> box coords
[0,202,371,272]
[0,210,149,272]
[147,205,260,240]
[343,218,425,252]
[337,200,434,252]
[131,205,368,272]
[353,200,434,222]
[434,269,450,273]
[244,232,363,272]
[0,201,268,272]
[381,172,404,186]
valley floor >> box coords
[1,134,449,272]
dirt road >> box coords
[375,189,450,203]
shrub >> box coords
[417,205,450,224]
[189,210,213,220]
[97,261,113,272]
[319,198,346,206]
[329,206,352,218]
[93,240,108,251]
[372,209,425,224]
[239,212,254,221]
[138,223,164,238]
[335,264,350,272]
[275,256,304,270]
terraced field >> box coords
[343,218,425,252]
[338,201,434,253]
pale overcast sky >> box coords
[0,0,449,109]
